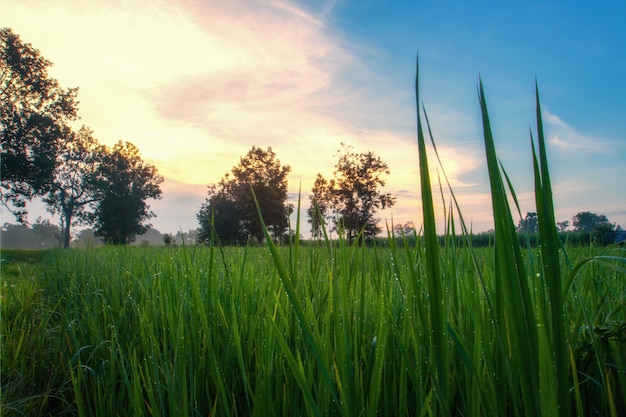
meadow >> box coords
[1,237,625,417]
[2,65,625,416]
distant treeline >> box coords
[3,220,623,250]
[0,221,198,250]
[374,230,625,248]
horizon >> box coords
[3,0,625,237]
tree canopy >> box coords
[1,218,61,249]
[307,174,330,239]
[197,146,292,245]
[309,144,396,243]
[197,191,245,245]
[1,29,165,246]
[1,27,79,221]
[517,212,538,233]
[89,141,163,245]
[572,211,611,232]
[44,126,101,248]
[572,211,616,245]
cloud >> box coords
[5,0,499,234]
[544,109,619,154]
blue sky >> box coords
[4,0,625,236]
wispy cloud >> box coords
[544,109,619,154]
[5,0,507,234]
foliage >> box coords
[0,248,48,264]
[392,221,416,237]
[71,228,104,247]
[310,144,396,243]
[593,221,619,245]
[163,233,175,246]
[517,211,538,233]
[197,146,291,245]
[0,218,61,249]
[306,174,329,239]
[43,126,102,248]
[572,211,616,245]
[572,210,612,232]
[197,192,245,245]
[88,141,163,245]
[1,27,79,221]
[2,241,624,416]
[70,227,171,248]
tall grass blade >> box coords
[478,79,540,415]
[531,81,571,416]
[251,188,342,415]
[415,54,450,413]
[422,106,502,355]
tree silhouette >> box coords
[517,212,538,233]
[197,146,291,244]
[312,144,396,243]
[307,174,329,239]
[1,28,79,221]
[197,189,245,245]
[572,211,610,232]
[556,220,569,232]
[89,141,163,245]
[572,211,616,245]
[44,126,101,248]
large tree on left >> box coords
[1,28,79,221]
[89,141,163,245]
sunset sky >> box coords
[4,0,626,237]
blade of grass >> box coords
[415,54,450,413]
[533,81,573,416]
[478,78,541,416]
[251,188,342,415]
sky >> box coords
[3,0,626,237]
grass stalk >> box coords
[531,81,571,416]
[252,188,342,415]
[478,79,541,415]
[414,55,450,413]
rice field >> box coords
[2,64,625,416]
[1,237,625,417]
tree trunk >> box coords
[62,205,73,249]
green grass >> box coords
[2,64,625,416]
[1,242,625,416]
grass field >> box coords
[1,239,624,417]
[2,65,625,416]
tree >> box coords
[163,233,175,246]
[1,28,79,221]
[1,217,61,249]
[393,221,416,237]
[197,146,291,244]
[131,227,164,246]
[307,174,329,239]
[313,144,396,243]
[197,189,245,245]
[43,126,102,248]
[517,212,538,233]
[89,141,163,245]
[572,211,610,232]
[72,228,103,247]
[572,211,616,245]
[594,221,618,245]
[557,220,569,232]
